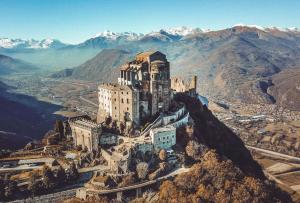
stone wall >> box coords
[171,76,197,96]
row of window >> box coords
[100,96,131,104]
[158,134,175,141]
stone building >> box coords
[69,116,102,152]
[97,83,140,125]
[171,76,197,97]
[97,51,171,126]
[150,125,176,151]
[118,51,171,119]
[101,148,131,174]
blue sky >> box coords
[1,0,300,44]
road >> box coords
[246,145,300,162]
[79,95,98,107]
[78,165,110,173]
[87,167,190,194]
[0,165,42,173]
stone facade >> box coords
[118,51,171,120]
[97,83,140,125]
[171,76,197,97]
[150,125,176,151]
[101,148,131,174]
[69,116,101,151]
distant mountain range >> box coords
[0,38,67,49]
[1,25,300,110]
[2,25,299,50]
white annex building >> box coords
[150,125,176,151]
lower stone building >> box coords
[150,125,176,151]
[69,116,102,152]
[101,148,131,174]
[97,83,140,126]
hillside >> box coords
[52,49,133,81]
[0,54,37,75]
[0,81,62,149]
[50,26,300,110]
[268,69,300,111]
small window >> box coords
[127,107,129,111]
[121,99,124,103]
[115,107,117,110]
[127,92,129,95]
[127,99,129,104]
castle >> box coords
[70,51,197,158]
[97,51,171,126]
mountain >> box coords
[0,54,37,75]
[52,25,300,110]
[0,38,67,49]
[4,25,300,110]
[53,49,133,81]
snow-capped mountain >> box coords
[233,23,300,33]
[161,26,204,36]
[93,30,143,41]
[0,38,67,49]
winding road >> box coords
[246,145,300,162]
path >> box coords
[87,167,190,195]
[246,145,300,162]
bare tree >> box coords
[136,162,149,180]
[159,149,167,161]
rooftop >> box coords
[98,83,134,91]
[150,125,176,134]
[69,116,101,129]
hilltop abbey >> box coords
[97,51,172,126]
[70,51,197,163]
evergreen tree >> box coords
[41,166,55,190]
[28,172,41,197]
[56,165,66,186]
[54,120,64,140]
[0,177,4,200]
[5,180,17,199]
[68,162,79,181]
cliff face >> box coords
[175,94,265,178]
[153,94,292,202]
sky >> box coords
[0,0,300,44]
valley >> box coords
[0,25,299,202]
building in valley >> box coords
[69,116,102,151]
